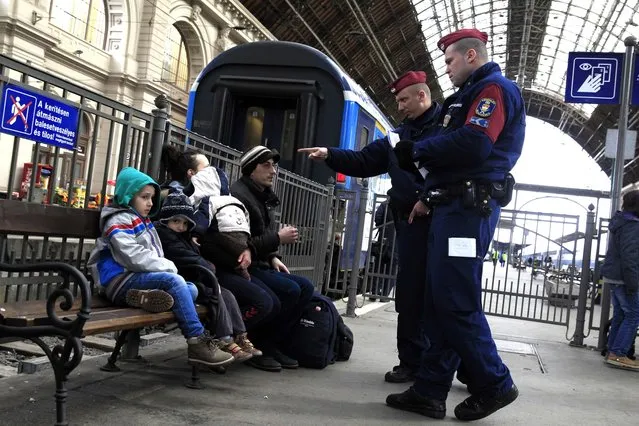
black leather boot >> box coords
[384,365,416,383]
[454,384,519,421]
[386,387,446,419]
[247,356,282,372]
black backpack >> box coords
[287,293,354,369]
[335,315,354,361]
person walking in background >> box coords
[500,252,507,268]
[601,190,639,370]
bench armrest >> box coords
[178,264,220,303]
[0,261,91,333]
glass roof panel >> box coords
[411,0,639,119]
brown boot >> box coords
[606,353,639,370]
[235,333,263,357]
[187,334,235,367]
[126,289,174,313]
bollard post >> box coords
[147,94,170,181]
[346,180,369,317]
[570,204,596,347]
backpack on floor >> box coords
[287,293,353,369]
[335,315,354,361]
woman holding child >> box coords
[160,146,285,371]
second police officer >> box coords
[299,71,440,383]
[388,29,524,420]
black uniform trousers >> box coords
[392,210,430,371]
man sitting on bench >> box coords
[87,166,234,368]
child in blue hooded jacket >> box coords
[87,167,234,367]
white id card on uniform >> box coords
[388,131,400,147]
[448,238,477,258]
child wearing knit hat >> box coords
[156,192,262,362]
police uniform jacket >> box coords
[325,103,441,213]
[411,62,525,189]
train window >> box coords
[358,126,370,150]
[280,110,297,162]
[244,107,265,149]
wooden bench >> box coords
[0,200,209,426]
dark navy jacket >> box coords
[411,62,526,189]
[601,211,639,293]
[325,104,441,213]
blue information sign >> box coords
[565,52,623,104]
[1,82,80,150]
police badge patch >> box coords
[475,98,496,117]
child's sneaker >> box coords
[606,353,639,370]
[235,333,263,357]
[187,334,235,366]
[221,341,253,362]
[126,289,174,313]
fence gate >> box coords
[485,209,581,326]
[357,202,586,328]
[361,193,398,302]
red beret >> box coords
[389,71,427,94]
[438,29,488,52]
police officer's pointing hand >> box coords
[298,147,328,161]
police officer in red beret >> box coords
[388,29,523,420]
[299,70,441,383]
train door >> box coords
[231,97,298,171]
[341,106,376,270]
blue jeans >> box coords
[608,284,639,356]
[186,282,198,302]
[250,269,315,346]
[114,272,204,338]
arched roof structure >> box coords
[239,0,639,185]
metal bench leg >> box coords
[100,330,130,372]
[186,364,204,389]
[54,371,69,426]
[121,329,143,362]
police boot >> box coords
[386,387,446,419]
[454,384,519,421]
[384,365,416,383]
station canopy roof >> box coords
[239,0,639,185]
